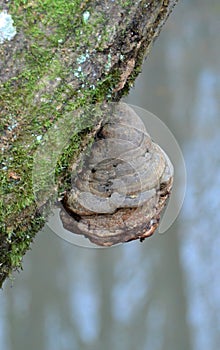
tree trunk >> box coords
[0,0,178,287]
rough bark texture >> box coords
[0,0,178,287]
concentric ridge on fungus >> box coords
[60,103,173,246]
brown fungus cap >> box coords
[60,103,173,246]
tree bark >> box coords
[0,0,178,287]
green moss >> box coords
[1,213,45,282]
[0,75,121,283]
[10,0,81,37]
[120,0,134,9]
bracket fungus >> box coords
[60,103,173,246]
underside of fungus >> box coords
[60,103,173,246]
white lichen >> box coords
[36,135,42,142]
[0,10,16,44]
[82,11,90,23]
[105,52,112,71]
[77,51,90,64]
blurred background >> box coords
[1,0,220,349]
